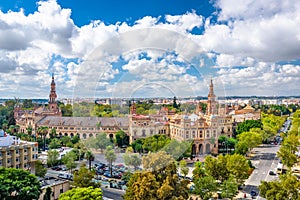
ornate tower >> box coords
[130,101,137,115]
[206,79,218,115]
[49,73,58,113]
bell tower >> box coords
[49,73,58,113]
[206,78,218,115]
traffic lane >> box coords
[102,187,125,200]
[243,145,279,198]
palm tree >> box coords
[49,128,57,139]
[85,150,94,171]
[105,146,116,176]
[26,126,33,136]
[37,126,49,151]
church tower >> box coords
[130,101,137,115]
[206,79,218,115]
[49,73,59,113]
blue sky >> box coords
[0,0,299,98]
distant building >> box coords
[229,104,261,123]
[15,74,62,134]
[169,79,233,156]
[0,130,38,173]
[36,116,129,140]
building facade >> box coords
[0,130,38,173]
[169,79,233,156]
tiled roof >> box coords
[36,116,129,127]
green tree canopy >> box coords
[59,186,102,200]
[73,164,100,188]
[124,151,189,200]
[0,168,41,200]
[48,138,61,149]
[123,153,142,170]
[104,145,116,175]
[62,151,77,172]
[194,175,218,200]
[259,173,300,200]
[47,149,59,167]
[236,119,262,135]
[35,160,47,178]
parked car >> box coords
[250,190,257,197]
[269,170,276,175]
[104,172,112,178]
[58,172,73,180]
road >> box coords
[102,187,125,200]
[243,144,280,199]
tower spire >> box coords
[206,78,218,115]
[48,74,59,114]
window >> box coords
[89,127,94,130]
[150,130,154,135]
[142,130,146,137]
[16,150,19,154]
[133,130,137,136]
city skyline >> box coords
[0,0,300,98]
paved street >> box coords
[242,144,280,199]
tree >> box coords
[62,151,77,172]
[22,99,34,109]
[236,130,262,155]
[221,175,238,199]
[43,187,52,200]
[162,139,191,160]
[277,134,300,169]
[61,136,71,146]
[194,175,218,200]
[179,160,189,178]
[192,161,206,182]
[124,151,189,200]
[115,130,129,147]
[142,151,174,172]
[74,141,87,160]
[123,153,142,170]
[84,133,113,152]
[59,186,102,200]
[104,145,116,176]
[72,164,100,188]
[259,173,300,200]
[35,160,47,178]
[236,120,262,135]
[85,150,94,170]
[37,126,49,151]
[48,138,61,149]
[47,149,59,167]
[49,128,57,139]
[0,168,41,200]
[26,126,33,136]
[226,154,250,184]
